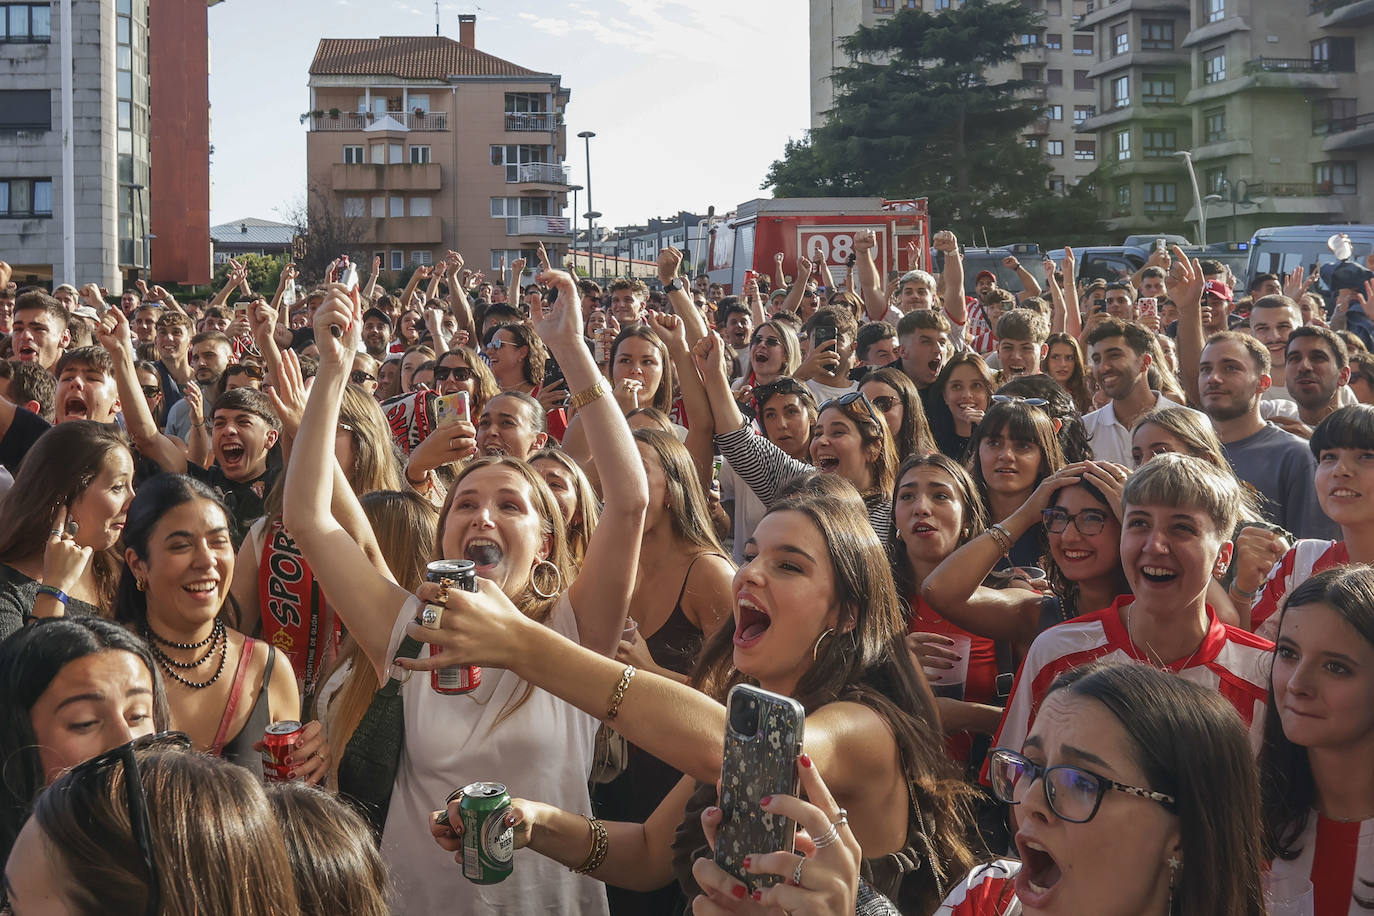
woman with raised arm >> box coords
[283,271,648,915]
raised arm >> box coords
[535,269,649,656]
[444,251,475,341]
[932,230,968,328]
[648,311,714,491]
[657,246,707,347]
[779,256,814,316]
[209,260,244,310]
[853,230,888,323]
[1061,248,1082,338]
[811,239,836,294]
[1166,246,1206,407]
[1042,257,1066,335]
[772,251,786,291]
[97,308,187,473]
[282,285,412,680]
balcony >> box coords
[1246,57,1334,74]
[308,110,449,132]
[368,216,443,246]
[1310,0,1374,22]
[506,215,573,237]
[505,112,560,132]
[330,162,442,193]
[1247,180,1322,197]
[509,162,571,186]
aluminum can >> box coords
[425,559,481,694]
[460,781,514,884]
[261,720,303,782]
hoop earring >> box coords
[811,627,836,661]
[530,559,563,600]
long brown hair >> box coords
[861,366,936,460]
[439,346,498,421]
[691,477,976,912]
[813,393,900,500]
[611,325,675,413]
[267,782,390,916]
[529,447,600,570]
[634,428,725,556]
[890,453,987,600]
[0,421,131,610]
[1043,332,1092,413]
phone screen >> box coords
[813,326,837,347]
[1093,298,1108,313]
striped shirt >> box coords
[1269,812,1374,916]
[1250,540,1348,641]
[984,596,1273,784]
[936,861,1022,915]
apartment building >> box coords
[305,16,571,277]
[808,0,1098,193]
[0,0,214,289]
[1078,0,1374,239]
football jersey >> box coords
[936,861,1022,915]
[1250,540,1348,640]
[1268,811,1374,916]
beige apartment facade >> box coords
[305,16,571,277]
[1078,0,1374,239]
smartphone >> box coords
[1138,297,1158,318]
[813,325,837,348]
[744,269,757,287]
[1093,298,1108,313]
[434,391,470,427]
[543,354,564,389]
[714,684,805,891]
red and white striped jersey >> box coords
[1268,811,1374,916]
[1250,540,1348,640]
[965,297,998,357]
[936,861,1022,915]
[983,596,1274,784]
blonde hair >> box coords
[1122,452,1241,537]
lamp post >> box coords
[585,210,602,280]
[1202,178,1252,242]
[568,184,583,274]
[577,130,596,276]
[1173,150,1206,247]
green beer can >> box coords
[460,782,514,884]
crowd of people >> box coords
[1,229,1373,916]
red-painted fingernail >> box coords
[741,856,752,870]
[752,890,763,901]
[505,813,517,826]
[731,885,747,900]
[800,753,813,768]
[760,796,772,807]
[705,806,720,818]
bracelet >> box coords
[571,816,609,874]
[1230,581,1262,601]
[568,380,607,412]
[605,665,636,720]
[986,523,1013,556]
[35,584,69,606]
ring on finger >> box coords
[420,603,444,630]
[49,528,62,537]
[791,858,805,887]
[812,823,842,849]
[830,807,849,827]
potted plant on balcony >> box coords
[329,108,341,119]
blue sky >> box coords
[207,0,810,229]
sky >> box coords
[207,0,811,230]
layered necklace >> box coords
[142,618,228,689]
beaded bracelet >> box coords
[571,816,609,874]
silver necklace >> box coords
[1124,604,1205,670]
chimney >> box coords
[458,14,475,48]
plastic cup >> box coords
[920,633,971,701]
[622,617,638,642]
[1263,872,1314,916]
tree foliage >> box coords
[279,186,374,286]
[210,253,288,297]
[764,0,1105,241]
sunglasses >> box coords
[991,394,1049,409]
[64,732,194,916]
[234,363,265,380]
[350,370,377,384]
[870,395,899,413]
[988,748,1175,824]
[819,391,883,429]
[140,384,162,398]
[751,335,783,348]
[1042,506,1110,536]
[433,365,475,382]
[486,339,513,351]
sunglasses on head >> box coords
[819,390,883,429]
[991,394,1048,408]
[433,365,475,382]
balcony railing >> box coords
[1244,57,1334,74]
[1313,111,1374,134]
[308,110,449,131]
[504,112,559,132]
[510,162,570,185]
[1246,180,1321,197]
[506,215,573,236]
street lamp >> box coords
[568,184,583,273]
[1173,150,1206,247]
[1202,178,1253,242]
[577,130,596,277]
[585,210,602,280]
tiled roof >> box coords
[211,218,295,247]
[309,36,545,80]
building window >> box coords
[0,4,51,41]
[1311,37,1355,72]
[1046,0,1061,12]
[1047,69,1063,87]
[388,196,404,218]
[0,178,52,217]
[1047,140,1064,156]
[370,142,386,164]
[388,143,403,165]
[874,0,893,9]
[1142,128,1177,157]
[1045,33,1062,50]
[1314,98,1358,134]
[1073,34,1093,56]
[410,251,433,265]
[1074,140,1097,160]
[1073,105,1096,124]
[408,94,430,113]
[933,0,950,9]
[1074,69,1092,91]
[343,197,365,217]
[410,197,432,217]
[410,146,431,164]
[1026,138,1042,150]
[1140,19,1173,50]
[1203,49,1225,84]
[900,0,919,8]
[1116,184,1131,209]
[370,196,385,218]
[0,90,50,130]
[1047,104,1063,120]
[1111,24,1128,56]
[1204,167,1228,194]
[1049,175,1066,193]
[1023,64,1044,82]
[391,251,404,271]
[1112,76,1129,109]
[1020,33,1040,46]
[343,145,365,164]
[1144,183,1178,213]
[1141,74,1175,103]
[1203,106,1226,142]
[1115,129,1132,161]
[1315,162,1357,194]
[1205,0,1224,22]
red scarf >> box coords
[258,519,340,702]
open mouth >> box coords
[16,345,37,360]
[219,443,245,467]
[928,359,941,373]
[481,443,508,457]
[815,455,840,472]
[1140,565,1177,584]
[183,579,219,599]
[1060,549,1093,562]
[1015,835,1062,904]
[733,597,772,648]
[1330,487,1362,499]
[63,397,89,419]
[465,538,503,571]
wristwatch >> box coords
[663,277,683,294]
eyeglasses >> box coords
[870,395,899,413]
[751,335,783,348]
[819,391,883,430]
[140,384,162,398]
[65,731,194,916]
[433,365,475,383]
[349,370,377,384]
[988,748,1175,824]
[234,363,265,380]
[1042,506,1111,536]
[991,394,1049,408]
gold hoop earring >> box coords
[530,559,563,600]
[812,627,836,661]
[136,578,146,592]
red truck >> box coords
[701,197,930,294]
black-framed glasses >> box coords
[234,363,265,380]
[140,384,162,398]
[349,370,377,384]
[988,748,1175,824]
[819,391,883,430]
[433,365,474,383]
[65,731,193,916]
[870,395,900,413]
[991,394,1048,408]
[1042,506,1110,536]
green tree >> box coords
[764,0,1101,239]
[210,252,288,297]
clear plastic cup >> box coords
[920,633,971,701]
[622,617,638,642]
[1263,872,1314,916]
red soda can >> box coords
[426,559,481,694]
[261,720,304,781]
